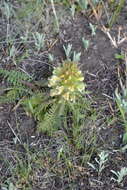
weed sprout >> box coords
[33,32,45,52]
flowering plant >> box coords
[48,61,85,102]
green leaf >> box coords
[123,132,127,143]
[9,182,16,190]
[115,53,124,60]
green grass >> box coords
[0,0,127,189]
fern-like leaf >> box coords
[0,69,32,103]
[0,69,31,86]
[38,103,59,135]
[38,100,66,135]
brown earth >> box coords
[0,1,127,190]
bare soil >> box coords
[0,1,127,190]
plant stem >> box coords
[109,0,125,28]
[50,0,59,32]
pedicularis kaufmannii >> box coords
[48,61,85,102]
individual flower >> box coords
[48,61,85,102]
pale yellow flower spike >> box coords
[48,61,85,102]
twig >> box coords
[7,121,22,144]
[50,0,59,32]
[101,25,127,48]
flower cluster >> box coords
[48,61,85,102]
